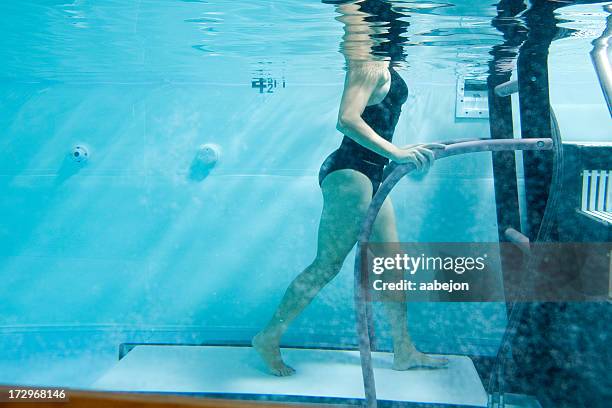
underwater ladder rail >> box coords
[352,137,553,408]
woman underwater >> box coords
[253,0,449,376]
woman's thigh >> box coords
[316,169,373,265]
[371,197,399,243]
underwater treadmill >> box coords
[91,138,553,408]
[92,345,488,407]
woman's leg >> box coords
[371,198,449,369]
[253,169,373,376]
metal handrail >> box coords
[353,138,553,408]
[495,80,519,97]
[591,4,612,117]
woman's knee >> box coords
[305,255,345,284]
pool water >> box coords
[0,1,610,407]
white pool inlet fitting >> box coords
[70,145,89,163]
[197,143,221,167]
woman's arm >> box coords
[336,65,400,160]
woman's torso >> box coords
[336,66,408,165]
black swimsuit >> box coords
[318,66,409,195]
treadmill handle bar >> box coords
[354,137,553,408]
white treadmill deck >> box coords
[92,345,487,407]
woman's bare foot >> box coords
[392,343,449,370]
[252,331,296,376]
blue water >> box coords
[0,1,610,407]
